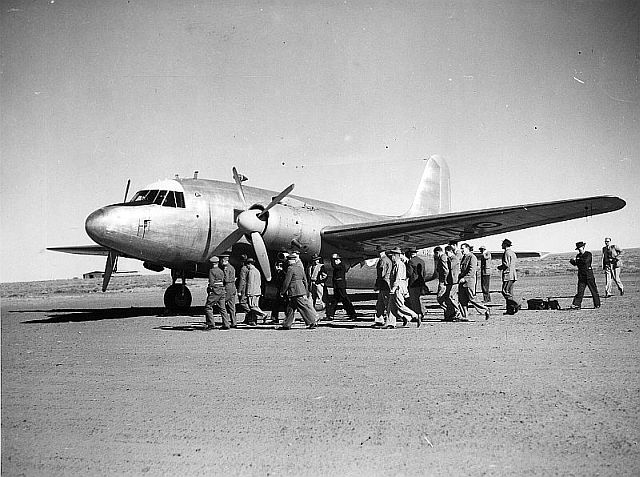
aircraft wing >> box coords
[47,245,135,259]
[322,196,625,256]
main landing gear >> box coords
[164,271,192,313]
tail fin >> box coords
[402,155,451,217]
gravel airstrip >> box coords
[2,273,639,476]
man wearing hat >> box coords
[405,248,427,325]
[478,245,492,303]
[497,238,520,315]
[373,250,392,327]
[279,253,318,329]
[569,241,601,309]
[243,258,267,324]
[384,247,419,328]
[458,243,490,320]
[219,253,238,327]
[307,254,328,311]
[326,253,357,321]
[204,256,230,330]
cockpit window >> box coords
[129,190,185,208]
[163,190,177,208]
[154,190,167,205]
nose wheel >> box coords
[164,283,192,313]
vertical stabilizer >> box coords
[402,155,451,217]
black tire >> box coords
[164,284,192,312]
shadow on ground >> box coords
[15,307,201,324]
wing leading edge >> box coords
[47,245,135,259]
[321,196,625,256]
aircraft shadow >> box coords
[19,307,192,324]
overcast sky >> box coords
[2,0,638,282]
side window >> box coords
[163,191,177,207]
[175,192,185,208]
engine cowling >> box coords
[260,203,323,257]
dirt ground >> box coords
[2,273,639,476]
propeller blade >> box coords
[102,250,118,292]
[210,228,244,258]
[258,184,294,218]
[232,167,247,209]
[123,179,131,203]
[251,232,272,282]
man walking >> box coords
[237,254,251,323]
[326,253,357,321]
[243,258,266,324]
[406,248,426,325]
[570,241,601,309]
[436,246,462,321]
[602,237,624,297]
[279,254,317,329]
[373,250,392,327]
[383,248,418,328]
[498,238,520,315]
[307,254,328,311]
[458,243,490,320]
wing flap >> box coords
[322,196,625,255]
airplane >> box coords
[48,155,625,312]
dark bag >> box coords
[527,298,547,310]
[546,299,561,310]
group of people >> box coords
[432,239,517,322]
[569,237,625,309]
[204,253,266,330]
[204,250,358,330]
[203,236,626,329]
[371,247,430,329]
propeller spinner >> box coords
[211,169,294,281]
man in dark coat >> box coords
[279,253,317,329]
[458,243,490,320]
[326,253,357,321]
[570,241,601,309]
[406,248,427,324]
[442,245,462,321]
[373,250,392,327]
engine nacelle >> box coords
[261,203,323,257]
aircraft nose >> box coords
[85,208,108,244]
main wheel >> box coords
[164,284,192,313]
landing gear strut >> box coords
[164,271,192,313]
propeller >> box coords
[102,250,118,292]
[102,179,130,291]
[211,169,294,281]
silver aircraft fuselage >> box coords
[85,177,386,281]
